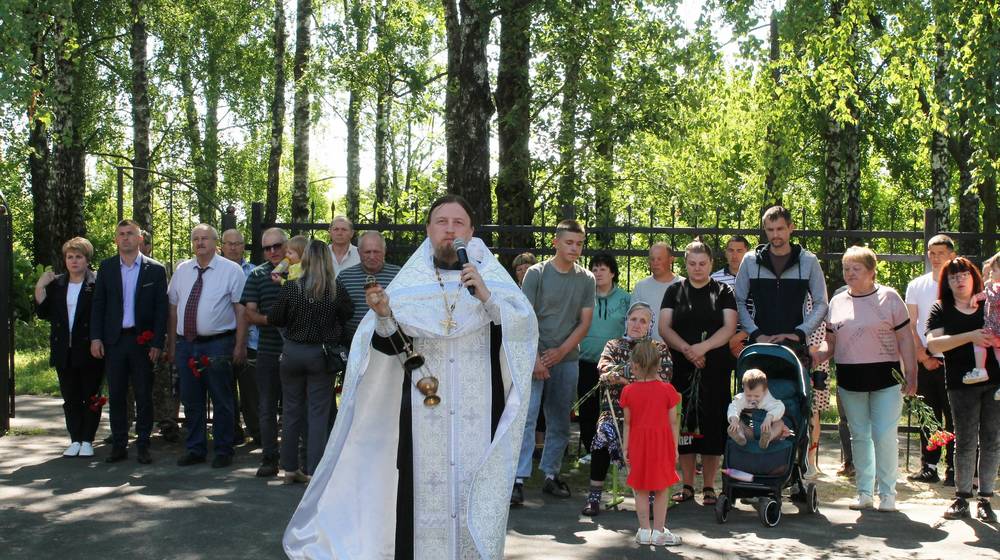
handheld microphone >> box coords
[453,238,475,296]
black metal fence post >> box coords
[0,191,13,435]
[250,202,264,265]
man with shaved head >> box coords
[630,242,685,342]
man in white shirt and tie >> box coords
[166,224,248,468]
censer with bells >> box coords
[366,276,441,407]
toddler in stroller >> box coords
[727,369,791,449]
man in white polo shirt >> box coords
[630,242,684,341]
[166,224,248,468]
[329,215,361,277]
[905,234,957,485]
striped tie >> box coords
[183,267,206,342]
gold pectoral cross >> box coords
[440,317,457,334]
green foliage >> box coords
[0,0,995,303]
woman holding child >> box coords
[814,246,916,513]
[925,256,1000,522]
[660,240,738,505]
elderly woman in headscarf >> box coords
[580,301,673,516]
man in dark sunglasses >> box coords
[239,227,289,477]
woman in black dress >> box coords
[659,240,737,505]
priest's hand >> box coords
[365,284,392,317]
[460,264,491,303]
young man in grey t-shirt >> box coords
[512,219,595,505]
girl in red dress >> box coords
[620,339,682,546]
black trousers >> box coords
[233,348,261,440]
[589,446,613,482]
[56,352,105,443]
[105,335,154,449]
[917,360,954,472]
[577,360,600,453]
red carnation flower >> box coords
[200,355,210,366]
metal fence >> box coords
[1,191,13,435]
[249,202,997,290]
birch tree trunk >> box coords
[591,0,615,245]
[822,115,844,285]
[556,2,581,213]
[265,0,287,226]
[27,1,51,266]
[443,0,495,225]
[202,46,221,226]
[374,86,390,223]
[179,52,210,226]
[130,0,152,231]
[495,0,532,260]
[49,3,88,269]
[762,10,783,207]
[291,0,312,227]
[345,0,367,223]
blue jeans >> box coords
[517,360,579,479]
[176,336,236,458]
[839,385,903,498]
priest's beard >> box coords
[433,242,458,265]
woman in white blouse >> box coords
[35,237,104,458]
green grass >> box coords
[14,346,60,396]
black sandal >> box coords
[702,487,718,506]
[671,484,695,503]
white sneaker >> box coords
[651,528,682,546]
[63,442,82,457]
[578,453,592,465]
[79,442,94,457]
[962,368,989,384]
[634,528,652,545]
[877,494,897,512]
[849,494,874,510]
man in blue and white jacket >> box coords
[734,206,828,347]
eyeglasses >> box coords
[947,272,971,283]
[262,242,285,253]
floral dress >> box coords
[590,337,673,467]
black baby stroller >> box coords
[715,343,818,527]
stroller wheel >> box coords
[759,498,781,527]
[806,483,819,514]
[714,493,730,524]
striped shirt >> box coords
[238,260,259,351]
[337,262,402,344]
[713,267,754,325]
[240,261,284,355]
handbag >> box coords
[321,343,347,375]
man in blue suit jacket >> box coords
[91,219,168,464]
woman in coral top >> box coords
[620,339,682,547]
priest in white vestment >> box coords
[284,195,538,560]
